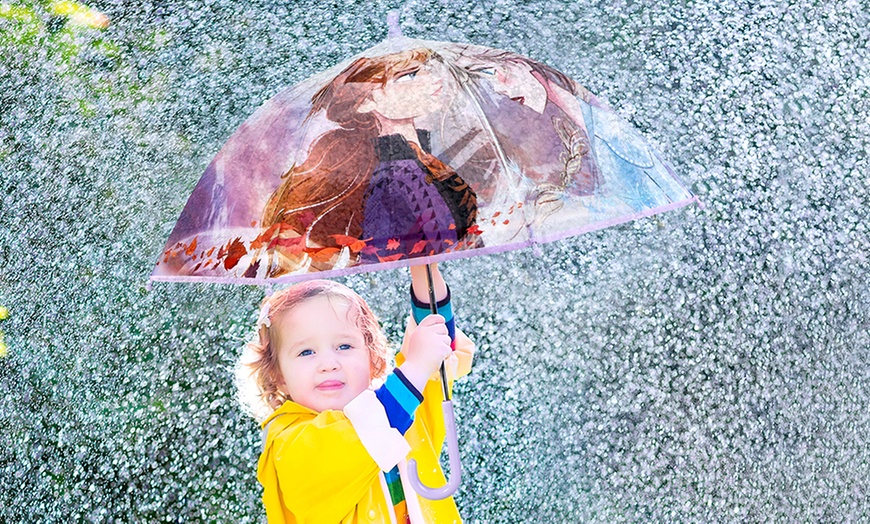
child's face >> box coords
[274,295,372,412]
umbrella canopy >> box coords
[150,35,698,286]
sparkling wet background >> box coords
[1,0,868,522]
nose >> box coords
[317,350,340,372]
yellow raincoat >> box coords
[258,319,474,524]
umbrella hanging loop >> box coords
[407,399,462,500]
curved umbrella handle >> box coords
[407,399,462,500]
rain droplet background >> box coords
[1,0,868,521]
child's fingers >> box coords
[418,315,449,336]
[434,332,452,348]
[417,314,446,327]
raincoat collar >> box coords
[261,399,319,429]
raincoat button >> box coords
[367,509,377,520]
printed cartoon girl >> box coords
[446,45,602,212]
[449,44,689,214]
[259,49,478,277]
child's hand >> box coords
[399,314,453,393]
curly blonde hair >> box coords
[236,280,388,422]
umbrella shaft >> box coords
[425,264,451,401]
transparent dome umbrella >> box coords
[150,19,699,499]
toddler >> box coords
[236,264,474,523]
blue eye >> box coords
[395,70,419,82]
[338,343,352,351]
[299,349,314,357]
[471,67,496,76]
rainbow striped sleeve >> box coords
[411,285,455,346]
[373,369,423,435]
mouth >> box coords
[510,96,525,105]
[316,380,344,391]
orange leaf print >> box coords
[330,234,357,246]
[250,225,277,250]
[223,238,247,270]
[184,237,198,256]
[306,247,340,262]
[253,222,300,250]
[331,234,371,253]
[503,219,510,225]
[386,238,401,251]
[492,211,501,218]
[466,224,483,236]
[377,253,404,262]
[410,240,428,254]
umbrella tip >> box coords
[387,11,402,38]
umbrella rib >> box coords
[440,57,524,202]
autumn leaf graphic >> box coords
[466,224,483,236]
[184,237,198,256]
[331,234,371,253]
[223,238,247,270]
[306,247,340,262]
[251,223,296,250]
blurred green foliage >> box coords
[1,2,265,520]
[1,0,170,118]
